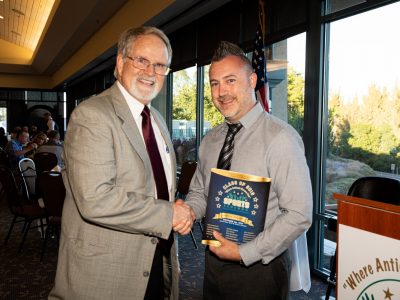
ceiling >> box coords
[0,0,55,54]
[0,0,130,89]
[0,0,232,90]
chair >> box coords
[176,161,202,249]
[325,176,400,299]
[19,158,37,200]
[0,164,46,253]
[33,152,58,174]
[0,149,11,168]
[176,161,198,198]
[37,171,66,261]
[347,176,400,205]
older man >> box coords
[5,130,37,168]
[49,26,193,300]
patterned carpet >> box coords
[0,197,331,299]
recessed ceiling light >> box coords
[11,30,21,36]
[12,8,25,16]
[0,16,4,19]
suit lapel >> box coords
[110,84,150,168]
[110,83,176,197]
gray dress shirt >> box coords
[185,102,313,266]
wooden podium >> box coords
[333,193,400,299]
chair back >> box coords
[176,161,197,198]
[19,158,37,198]
[0,164,26,209]
[0,149,11,167]
[348,176,400,205]
[37,171,65,217]
[34,152,58,174]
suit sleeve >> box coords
[63,102,173,240]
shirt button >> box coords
[143,271,149,277]
[151,238,158,244]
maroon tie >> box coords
[141,106,173,256]
[141,106,169,202]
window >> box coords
[246,34,306,136]
[324,0,366,14]
[274,33,306,136]
[319,1,400,272]
[203,64,224,131]
[172,67,197,167]
[0,107,6,133]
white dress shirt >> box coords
[117,81,172,200]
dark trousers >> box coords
[203,249,291,300]
[144,247,164,300]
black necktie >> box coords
[141,106,169,201]
[217,123,243,170]
[141,106,173,256]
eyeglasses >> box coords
[126,56,170,76]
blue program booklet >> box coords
[202,168,271,247]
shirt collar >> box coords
[227,101,264,129]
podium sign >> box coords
[335,193,400,300]
[338,224,400,299]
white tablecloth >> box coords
[289,231,311,293]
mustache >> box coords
[217,95,235,102]
[137,76,156,83]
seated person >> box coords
[10,126,22,140]
[0,127,8,150]
[5,130,37,169]
[26,132,48,158]
[35,130,64,168]
[29,125,39,139]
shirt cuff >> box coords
[238,241,263,266]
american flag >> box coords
[252,23,269,112]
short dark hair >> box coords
[16,130,27,139]
[47,130,60,140]
[12,126,21,134]
[211,41,253,71]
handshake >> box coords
[172,199,196,235]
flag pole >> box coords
[252,0,269,112]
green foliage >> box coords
[287,67,304,135]
[203,65,224,127]
[173,84,196,121]
[172,67,224,128]
[172,70,196,121]
[328,84,400,172]
[328,92,353,156]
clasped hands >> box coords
[172,199,196,235]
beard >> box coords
[215,95,238,118]
[128,75,162,104]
